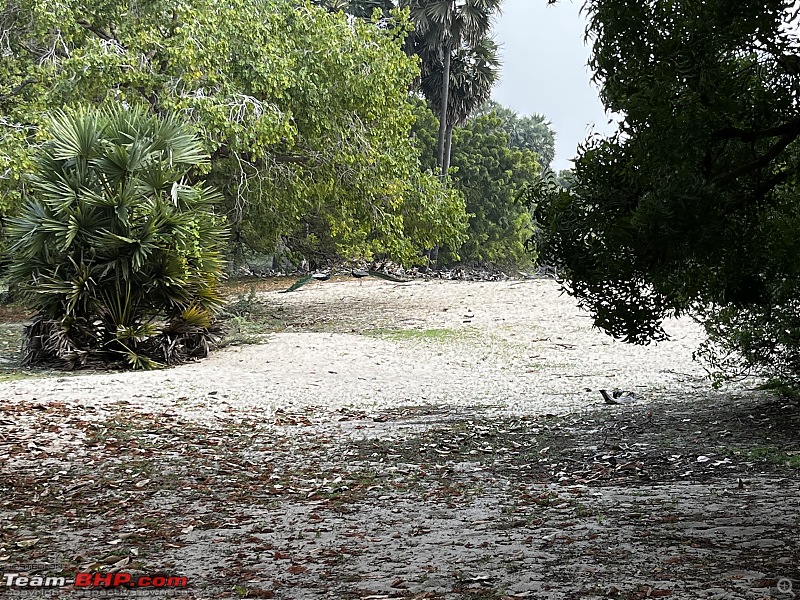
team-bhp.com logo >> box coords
[3,572,188,589]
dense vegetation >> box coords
[413,101,544,264]
[0,0,471,267]
[537,0,800,383]
[0,0,558,367]
[7,106,227,369]
[1,0,559,273]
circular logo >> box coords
[778,578,794,595]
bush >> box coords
[696,299,800,389]
[7,106,228,369]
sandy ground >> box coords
[1,278,799,600]
[1,279,726,420]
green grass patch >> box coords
[0,371,34,383]
[742,446,800,468]
[364,327,474,342]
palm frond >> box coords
[8,105,227,370]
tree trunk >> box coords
[437,48,451,175]
[430,243,440,264]
[443,122,454,175]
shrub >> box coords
[7,106,228,369]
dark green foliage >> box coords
[7,106,228,369]
[474,100,556,168]
[536,0,800,381]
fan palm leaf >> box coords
[7,105,228,369]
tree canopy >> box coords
[475,100,556,168]
[0,0,467,264]
[412,100,541,265]
[537,0,800,381]
[452,113,540,265]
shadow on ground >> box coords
[1,390,798,599]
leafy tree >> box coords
[536,0,800,381]
[0,0,466,265]
[453,114,541,264]
[7,106,227,369]
[412,102,540,265]
[475,100,556,168]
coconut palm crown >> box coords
[7,105,228,369]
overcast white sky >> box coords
[491,0,616,171]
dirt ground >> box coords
[1,278,798,599]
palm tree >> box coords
[7,105,228,369]
[407,0,502,176]
[420,36,500,173]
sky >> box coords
[491,0,616,172]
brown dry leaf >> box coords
[390,578,407,588]
[287,564,307,574]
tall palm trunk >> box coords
[437,47,451,176]
[443,122,454,174]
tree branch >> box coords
[753,166,797,200]
[712,118,800,143]
[1,78,37,100]
[715,130,800,186]
[76,18,114,42]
